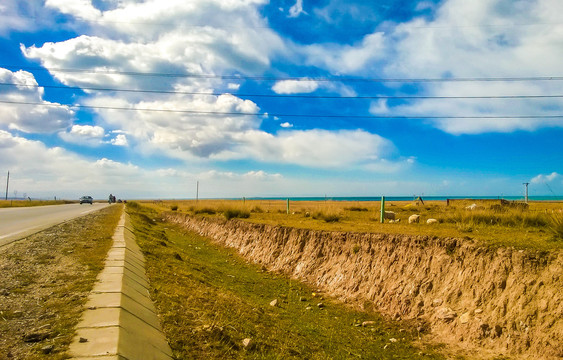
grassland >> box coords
[144,199,563,251]
[128,202,445,359]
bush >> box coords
[346,207,368,212]
[170,205,178,211]
[195,207,216,215]
[312,211,340,223]
[223,208,250,220]
[548,213,563,241]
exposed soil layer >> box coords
[165,213,563,359]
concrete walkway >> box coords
[69,210,173,360]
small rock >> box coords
[432,298,443,307]
[474,308,483,315]
[317,302,325,309]
[426,218,438,224]
[174,253,183,261]
[389,338,398,343]
[269,299,278,307]
[459,312,471,324]
[362,321,376,327]
[538,299,548,312]
[436,307,457,322]
[305,306,312,310]
[41,345,54,354]
[79,337,88,343]
[242,338,254,349]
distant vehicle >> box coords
[79,196,93,204]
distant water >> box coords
[247,196,563,202]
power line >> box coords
[3,65,563,83]
[1,82,562,100]
[1,99,562,119]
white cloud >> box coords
[59,124,106,146]
[240,129,395,169]
[302,32,385,73]
[111,134,128,146]
[45,0,101,20]
[288,0,307,18]
[280,122,293,128]
[272,79,319,94]
[0,68,75,133]
[374,0,563,134]
[531,172,561,184]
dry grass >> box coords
[0,200,75,208]
[142,199,563,251]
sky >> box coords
[0,0,562,200]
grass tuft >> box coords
[223,208,250,220]
[548,213,563,241]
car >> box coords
[80,196,93,204]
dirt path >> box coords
[0,205,122,360]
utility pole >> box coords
[523,182,529,203]
[196,181,199,204]
[5,171,9,201]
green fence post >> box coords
[380,196,385,223]
[287,198,290,214]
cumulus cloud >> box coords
[111,134,128,146]
[0,68,74,133]
[272,79,319,94]
[240,129,394,168]
[370,0,563,134]
[280,122,293,128]
[531,172,561,184]
[0,130,288,198]
[59,124,106,146]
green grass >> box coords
[128,203,444,360]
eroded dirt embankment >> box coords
[165,213,562,359]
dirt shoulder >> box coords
[0,204,122,360]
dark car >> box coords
[79,196,93,204]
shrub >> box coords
[170,205,178,211]
[346,207,368,212]
[223,208,250,220]
[195,207,216,215]
[548,213,563,241]
[312,211,340,223]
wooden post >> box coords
[287,198,290,214]
[380,196,385,223]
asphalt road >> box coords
[0,203,111,248]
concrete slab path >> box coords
[69,210,173,360]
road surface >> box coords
[0,203,111,248]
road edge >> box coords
[68,209,173,359]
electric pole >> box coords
[523,182,529,203]
[196,181,199,204]
[5,171,9,201]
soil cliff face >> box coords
[165,213,562,359]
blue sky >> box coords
[0,0,562,199]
